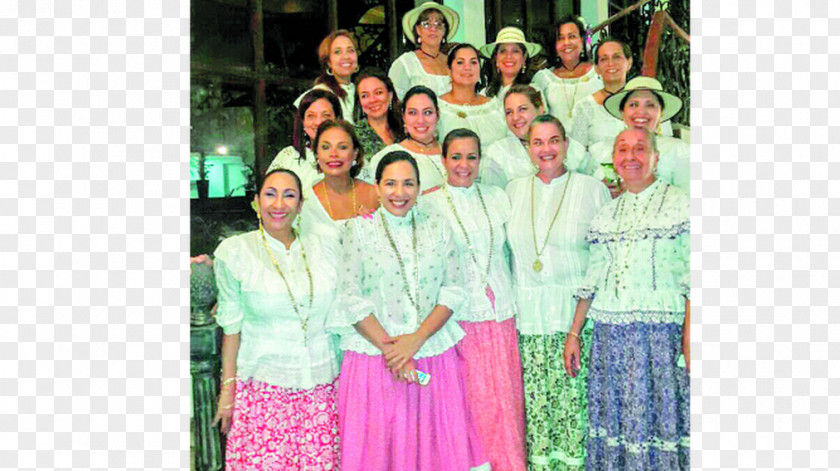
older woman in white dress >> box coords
[531,15,603,131]
[505,114,610,469]
[425,129,526,471]
[437,43,511,152]
[361,86,448,194]
[388,1,459,100]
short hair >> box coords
[412,8,450,45]
[552,15,590,68]
[293,89,343,160]
[528,114,567,141]
[375,150,420,187]
[613,127,659,155]
[313,119,365,178]
[442,128,481,160]
[258,168,303,197]
[504,84,544,110]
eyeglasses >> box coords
[420,20,445,31]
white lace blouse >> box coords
[214,230,341,390]
[267,146,320,192]
[388,51,452,101]
[327,206,468,358]
[437,98,512,151]
[424,183,517,323]
[505,172,611,335]
[531,67,603,131]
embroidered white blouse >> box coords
[293,82,356,124]
[479,135,590,189]
[437,98,512,151]
[531,67,603,132]
[213,230,341,390]
[424,183,517,323]
[577,179,689,325]
[327,206,467,358]
[389,51,452,101]
[267,146,320,192]
[505,172,611,335]
[360,143,447,194]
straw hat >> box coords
[604,76,683,123]
[479,27,542,59]
[402,1,460,44]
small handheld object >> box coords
[415,370,431,386]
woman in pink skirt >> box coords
[425,128,527,470]
[212,168,342,470]
[328,151,490,471]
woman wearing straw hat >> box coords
[531,15,603,131]
[388,1,460,101]
[479,26,542,101]
[603,76,689,195]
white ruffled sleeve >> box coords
[212,239,244,335]
[326,219,379,335]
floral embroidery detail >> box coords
[586,220,689,245]
[588,308,684,325]
[574,286,596,300]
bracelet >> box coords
[568,330,581,340]
[219,403,233,410]
[221,377,236,387]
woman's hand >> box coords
[605,180,625,199]
[212,387,235,434]
[190,254,213,266]
[393,358,419,383]
[383,333,425,373]
[563,333,581,378]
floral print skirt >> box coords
[225,377,340,471]
[587,321,689,471]
[519,325,593,471]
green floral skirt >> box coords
[519,324,593,471]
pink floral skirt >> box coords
[225,377,340,471]
[457,318,527,471]
[338,347,490,471]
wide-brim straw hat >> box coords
[604,76,683,123]
[402,1,460,44]
[479,27,542,59]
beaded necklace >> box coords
[379,210,422,324]
[320,179,358,220]
[610,182,662,297]
[442,183,495,304]
[259,225,314,345]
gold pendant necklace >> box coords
[530,173,571,272]
[259,226,314,345]
[320,179,358,220]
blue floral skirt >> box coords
[587,321,689,471]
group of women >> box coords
[199,2,690,470]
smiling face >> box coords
[528,121,568,177]
[357,76,393,121]
[612,128,658,189]
[255,171,303,237]
[495,43,526,82]
[504,92,542,140]
[621,90,663,132]
[403,93,438,142]
[316,126,358,178]
[595,41,631,85]
[328,35,358,83]
[449,46,481,87]
[442,137,480,188]
[415,10,446,48]
[377,160,419,217]
[555,22,583,64]
[303,98,337,141]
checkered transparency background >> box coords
[2,0,838,469]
